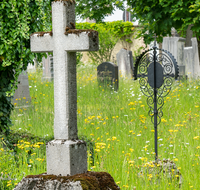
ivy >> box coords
[0,0,50,136]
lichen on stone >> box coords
[31,31,53,37]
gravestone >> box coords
[13,71,31,107]
[185,25,193,47]
[116,48,134,77]
[27,58,38,73]
[162,37,186,77]
[42,54,54,81]
[184,38,200,79]
[14,1,120,189]
[97,62,118,91]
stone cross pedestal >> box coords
[31,0,98,176]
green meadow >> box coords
[1,65,200,189]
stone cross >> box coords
[30,0,98,176]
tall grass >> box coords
[1,65,200,189]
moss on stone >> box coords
[25,171,120,190]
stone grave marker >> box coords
[42,54,54,81]
[14,1,120,188]
[13,70,31,107]
[97,62,118,91]
[116,48,134,77]
[162,36,186,77]
[30,0,99,177]
[184,38,200,79]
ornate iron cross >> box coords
[134,36,179,161]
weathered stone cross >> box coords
[30,0,98,176]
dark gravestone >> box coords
[13,71,31,107]
[97,62,118,91]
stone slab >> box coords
[46,140,87,176]
[97,62,118,91]
[116,48,133,77]
[42,54,54,81]
[14,171,120,190]
[162,37,185,66]
[13,71,31,106]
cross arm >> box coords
[63,30,99,52]
[30,32,53,53]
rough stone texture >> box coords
[183,38,200,79]
[116,48,133,77]
[185,25,193,47]
[30,2,98,140]
[13,172,120,190]
[42,54,54,81]
[97,62,118,91]
[191,38,200,78]
[13,70,31,106]
[29,0,99,177]
[162,37,185,67]
[46,140,87,176]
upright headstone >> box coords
[14,1,122,188]
[162,37,186,76]
[29,0,99,177]
[27,58,38,73]
[185,25,193,47]
[13,71,31,107]
[184,38,200,78]
[116,48,134,77]
[97,62,118,91]
[42,54,54,81]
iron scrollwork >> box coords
[134,47,179,125]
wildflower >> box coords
[137,134,141,136]
[168,129,173,133]
[112,136,117,141]
[129,148,134,152]
[174,158,178,162]
[96,127,100,130]
[161,118,167,123]
[37,142,44,145]
[151,130,155,132]
[193,136,199,140]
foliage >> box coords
[76,21,135,64]
[75,0,124,23]
[0,0,50,135]
[127,0,200,44]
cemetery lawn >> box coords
[1,65,200,189]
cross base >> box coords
[46,140,87,176]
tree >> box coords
[75,0,124,22]
[127,0,200,48]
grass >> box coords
[1,65,200,189]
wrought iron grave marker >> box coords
[134,37,179,161]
